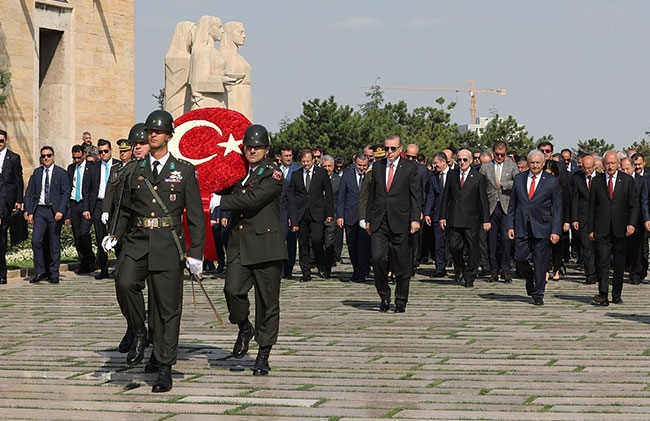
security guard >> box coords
[213,124,287,375]
[105,110,205,393]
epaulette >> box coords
[109,159,138,184]
[264,162,283,181]
[175,157,194,169]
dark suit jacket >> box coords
[337,168,365,224]
[588,171,639,238]
[632,173,649,227]
[288,165,333,227]
[67,161,99,212]
[0,149,23,219]
[366,158,421,234]
[279,162,300,230]
[424,170,444,222]
[439,167,490,228]
[24,165,71,217]
[570,170,593,227]
[507,171,562,239]
[416,162,431,213]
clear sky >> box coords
[135,0,650,151]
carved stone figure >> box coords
[164,21,196,119]
[219,21,252,121]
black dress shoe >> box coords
[502,272,513,283]
[48,278,59,284]
[29,274,48,283]
[126,330,148,365]
[612,297,623,304]
[464,279,474,288]
[592,295,609,307]
[94,270,109,280]
[394,303,406,313]
[0,278,6,284]
[151,364,172,393]
[252,346,271,376]
[145,353,161,373]
[532,298,544,306]
[232,320,254,359]
[379,299,390,312]
[119,326,135,354]
[488,273,499,282]
[299,276,310,283]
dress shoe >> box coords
[592,295,609,307]
[532,298,544,306]
[612,297,623,304]
[48,278,59,284]
[433,270,447,277]
[299,276,310,283]
[75,267,91,275]
[252,346,271,376]
[126,330,148,365]
[216,264,225,274]
[394,303,406,313]
[630,276,641,285]
[379,299,390,312]
[488,273,499,283]
[583,278,597,285]
[29,274,48,283]
[0,278,6,284]
[463,279,474,288]
[151,364,172,393]
[119,326,135,353]
[320,269,331,279]
[502,272,513,283]
[145,353,161,373]
[232,320,254,359]
[94,270,109,280]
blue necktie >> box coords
[75,165,82,202]
[104,162,110,184]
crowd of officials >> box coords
[2,120,650,389]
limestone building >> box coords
[0,0,134,170]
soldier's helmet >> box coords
[127,123,147,143]
[242,124,270,147]
[143,110,175,134]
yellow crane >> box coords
[364,80,506,124]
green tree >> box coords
[573,138,615,156]
[153,88,165,110]
[625,138,650,159]
[359,83,384,114]
[477,115,536,156]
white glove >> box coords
[101,212,110,225]
[359,219,366,229]
[209,193,222,213]
[101,235,117,252]
[186,256,203,277]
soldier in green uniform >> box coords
[104,110,205,393]
[212,124,287,375]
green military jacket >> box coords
[220,159,288,266]
[116,154,205,270]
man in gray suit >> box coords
[480,140,518,282]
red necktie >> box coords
[608,176,613,199]
[386,163,394,192]
[587,175,592,191]
[460,171,465,187]
[528,175,536,200]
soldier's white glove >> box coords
[101,235,117,252]
[359,219,367,229]
[186,256,203,277]
[209,193,222,213]
[101,212,110,225]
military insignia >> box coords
[165,171,183,183]
[138,175,144,181]
[170,193,177,202]
[257,168,264,176]
[140,160,146,168]
[170,162,176,171]
[272,170,282,180]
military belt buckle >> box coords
[146,218,159,229]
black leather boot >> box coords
[126,329,147,366]
[252,346,271,376]
[118,326,134,354]
[151,364,172,393]
[232,320,254,359]
[144,353,161,373]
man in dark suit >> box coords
[405,144,431,273]
[439,149,491,288]
[0,130,23,284]
[570,155,597,285]
[321,155,341,278]
[424,152,450,277]
[507,149,562,306]
[588,151,639,306]
[365,135,421,313]
[623,157,649,284]
[288,149,334,282]
[278,145,300,279]
[632,152,650,283]
[561,149,580,173]
[67,144,99,274]
[25,146,71,284]
[337,153,371,283]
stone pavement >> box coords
[3,259,650,420]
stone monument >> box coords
[164,21,196,119]
[219,21,252,121]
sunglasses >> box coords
[384,146,399,152]
[41,153,53,158]
[313,154,322,159]
[406,154,418,160]
[494,152,505,157]
[458,158,470,162]
[99,149,110,154]
[540,149,552,153]
[473,156,481,160]
[0,139,5,144]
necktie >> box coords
[386,163,394,192]
[528,175,536,200]
[104,162,110,184]
[587,175,592,191]
[75,165,82,202]
[460,171,466,187]
[44,168,51,205]
[608,175,613,199]
[495,164,502,184]
[358,174,363,190]
[305,170,311,191]
[152,161,160,180]
[440,172,445,190]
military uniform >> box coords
[114,153,205,366]
[220,158,287,348]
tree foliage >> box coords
[471,115,537,157]
[625,138,650,159]
[573,138,615,157]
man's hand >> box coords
[27,214,34,224]
[507,229,515,240]
[589,232,594,241]
[101,212,110,225]
[439,219,447,231]
[572,221,579,231]
[410,221,420,234]
[291,226,299,233]
[626,225,636,236]
[365,222,371,235]
[56,213,65,222]
[101,235,117,252]
[645,221,650,232]
[325,217,333,223]
[483,222,491,232]
[82,210,91,220]
[563,222,570,232]
[550,233,560,244]
[14,203,21,212]
[424,215,432,226]
[186,256,203,277]
[337,218,345,229]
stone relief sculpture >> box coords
[164,21,196,119]
[218,21,252,121]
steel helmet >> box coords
[242,124,270,147]
[127,123,147,143]
[143,110,174,134]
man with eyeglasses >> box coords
[0,130,23,285]
[24,146,70,285]
[91,139,119,279]
[67,144,100,275]
[311,145,323,167]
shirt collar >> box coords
[149,152,170,169]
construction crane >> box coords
[363,80,506,124]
